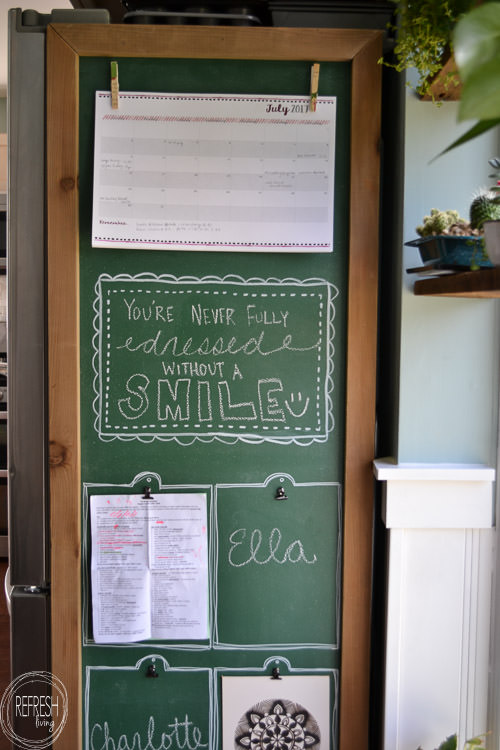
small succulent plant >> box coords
[416,208,473,238]
[412,160,500,269]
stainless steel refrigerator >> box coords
[7,9,107,743]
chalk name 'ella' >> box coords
[228,527,317,567]
[90,714,207,750]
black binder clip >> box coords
[143,486,153,499]
[275,486,287,501]
[146,664,159,678]
[271,667,282,680]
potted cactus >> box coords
[481,157,500,265]
[406,208,491,270]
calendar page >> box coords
[92,91,336,252]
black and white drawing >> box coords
[235,698,321,750]
[221,674,331,750]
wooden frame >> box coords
[46,24,382,750]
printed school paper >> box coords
[90,492,209,643]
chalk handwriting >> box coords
[191,305,235,326]
[115,330,319,358]
[228,527,317,567]
[116,376,311,423]
[161,361,225,378]
[246,305,289,328]
[90,713,208,750]
[96,278,336,440]
[124,298,174,324]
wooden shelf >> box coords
[420,55,462,102]
[414,267,500,298]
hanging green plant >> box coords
[417,732,488,750]
[383,0,475,98]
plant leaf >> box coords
[458,57,500,121]
[464,733,489,748]
[437,734,457,750]
[453,3,500,83]
[432,118,500,159]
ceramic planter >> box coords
[405,235,493,269]
[483,220,500,266]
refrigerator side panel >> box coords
[10,590,50,676]
[8,9,49,586]
[10,589,51,742]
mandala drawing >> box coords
[234,698,320,750]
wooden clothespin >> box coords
[309,63,320,112]
[111,61,119,110]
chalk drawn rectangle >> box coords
[92,92,336,252]
[92,273,338,445]
[213,474,342,649]
[84,656,212,750]
[81,473,213,648]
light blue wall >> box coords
[396,83,500,464]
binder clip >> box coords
[143,486,153,499]
[275,486,288,501]
[271,667,282,680]
[146,664,159,678]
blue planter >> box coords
[405,235,493,268]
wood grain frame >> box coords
[46,23,382,750]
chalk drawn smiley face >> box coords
[235,699,320,750]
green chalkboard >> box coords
[78,52,349,750]
[214,476,341,648]
[46,23,381,749]
[85,655,212,750]
[21,18,380,748]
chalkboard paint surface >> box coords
[214,475,341,648]
[94,274,338,444]
[82,471,340,650]
[65,39,375,750]
[85,655,212,750]
[43,20,383,748]
[84,654,337,750]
